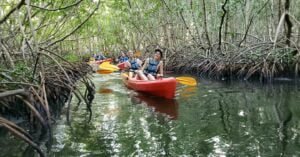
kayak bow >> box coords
[122,73,177,99]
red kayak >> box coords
[117,62,126,70]
[122,73,177,99]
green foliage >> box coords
[63,53,80,63]
[13,63,31,78]
[2,0,299,69]
[0,62,33,83]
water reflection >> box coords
[2,73,300,157]
[177,86,197,99]
[98,88,113,94]
[273,87,293,157]
[130,93,179,120]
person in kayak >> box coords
[117,51,129,63]
[125,50,142,78]
[95,53,106,61]
[136,49,163,81]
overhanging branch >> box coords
[0,0,25,25]
[46,1,101,48]
[30,0,84,11]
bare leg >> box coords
[136,70,148,80]
[147,74,156,80]
[129,71,134,78]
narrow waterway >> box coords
[1,73,300,156]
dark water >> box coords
[1,73,300,156]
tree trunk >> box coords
[202,0,211,48]
[297,27,300,48]
[224,9,229,43]
[278,0,283,22]
[0,42,15,68]
[191,0,202,46]
[218,0,229,51]
[284,0,292,47]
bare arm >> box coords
[125,60,131,68]
[137,59,142,66]
[141,58,149,71]
[158,61,164,76]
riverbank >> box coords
[140,42,299,82]
[0,62,95,156]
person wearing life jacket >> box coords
[117,51,129,63]
[125,51,142,78]
[136,49,163,81]
[95,52,106,61]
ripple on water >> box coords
[47,73,300,157]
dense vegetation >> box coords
[1,0,300,78]
[0,0,300,155]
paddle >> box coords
[122,73,197,86]
[96,62,120,74]
[97,69,114,74]
[175,77,197,86]
[99,61,119,71]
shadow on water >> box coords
[130,93,179,120]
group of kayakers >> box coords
[117,49,164,81]
[89,49,164,81]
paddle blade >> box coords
[97,69,114,74]
[176,77,197,86]
[99,62,120,71]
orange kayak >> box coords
[122,74,177,99]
